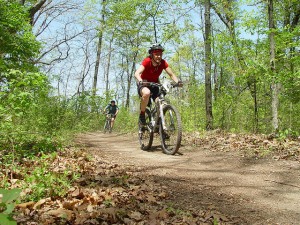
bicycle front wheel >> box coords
[138,109,153,150]
[103,120,110,133]
[159,104,182,155]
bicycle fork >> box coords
[147,99,168,133]
[158,99,168,131]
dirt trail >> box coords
[76,132,300,225]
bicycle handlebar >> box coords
[139,81,183,88]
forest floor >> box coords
[73,131,300,225]
[15,130,300,224]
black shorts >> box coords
[137,83,159,101]
[107,114,116,119]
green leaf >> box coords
[0,214,17,225]
[3,204,14,214]
[0,189,21,204]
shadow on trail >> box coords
[130,161,300,224]
[75,131,300,224]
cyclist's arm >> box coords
[165,67,180,83]
[115,108,119,116]
[104,105,110,114]
[134,65,145,82]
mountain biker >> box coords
[104,100,119,130]
[134,43,182,125]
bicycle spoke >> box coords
[160,105,182,155]
[138,109,153,150]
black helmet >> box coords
[148,43,164,54]
[111,100,115,103]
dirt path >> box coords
[76,132,300,225]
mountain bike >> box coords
[138,81,182,155]
[103,113,113,133]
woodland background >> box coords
[0,0,300,223]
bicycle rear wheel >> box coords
[159,104,182,155]
[138,109,153,150]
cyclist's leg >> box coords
[110,115,116,128]
[151,86,160,104]
[140,87,150,112]
[138,86,150,125]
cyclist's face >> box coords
[152,51,162,63]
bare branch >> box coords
[36,26,93,65]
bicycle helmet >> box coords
[148,43,164,54]
[111,100,116,103]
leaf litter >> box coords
[183,130,300,161]
[7,131,299,224]
[12,146,237,224]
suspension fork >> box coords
[158,98,167,130]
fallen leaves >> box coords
[14,131,300,224]
[183,131,300,161]
[46,208,73,220]
[10,147,234,224]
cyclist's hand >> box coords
[172,80,183,87]
[138,81,144,86]
[177,80,183,87]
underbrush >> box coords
[0,145,80,200]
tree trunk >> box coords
[268,0,279,133]
[253,81,258,133]
[18,0,47,25]
[125,51,137,108]
[92,0,106,97]
[204,0,213,130]
[105,32,114,99]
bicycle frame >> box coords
[104,113,113,133]
[143,82,174,132]
[138,81,182,155]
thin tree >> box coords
[204,0,213,130]
[104,32,115,97]
[93,0,106,97]
[268,0,279,132]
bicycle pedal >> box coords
[163,133,170,140]
[139,127,146,132]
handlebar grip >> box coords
[171,81,183,87]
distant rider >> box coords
[134,43,182,125]
[104,100,119,130]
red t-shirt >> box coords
[140,57,169,82]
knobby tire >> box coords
[103,119,111,133]
[138,109,153,150]
[159,104,182,155]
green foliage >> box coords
[0,69,103,204]
[174,83,206,131]
[0,70,52,151]
[0,0,40,72]
[0,188,21,225]
[0,69,108,152]
[277,128,299,140]
[23,160,75,202]
[114,107,137,133]
[1,149,80,202]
